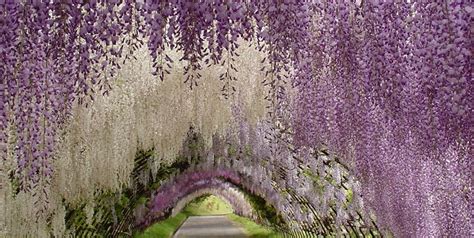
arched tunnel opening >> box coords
[55,128,381,237]
[1,1,471,238]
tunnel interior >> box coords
[0,1,471,238]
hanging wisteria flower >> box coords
[1,1,471,237]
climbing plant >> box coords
[0,1,471,237]
[0,0,311,190]
[292,1,472,236]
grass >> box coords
[184,195,233,215]
[134,195,232,238]
[134,212,188,238]
[134,195,283,238]
[227,214,284,238]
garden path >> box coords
[173,215,248,238]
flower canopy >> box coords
[0,1,471,237]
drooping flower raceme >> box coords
[1,1,471,237]
[0,0,312,190]
[293,1,472,236]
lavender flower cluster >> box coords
[293,1,472,236]
[1,1,471,237]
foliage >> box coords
[1,1,471,237]
[0,0,310,191]
[134,212,187,238]
[136,195,280,238]
[135,195,231,238]
[292,1,472,236]
[63,147,191,237]
[180,194,234,215]
[243,187,286,230]
[227,214,283,238]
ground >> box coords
[135,195,282,238]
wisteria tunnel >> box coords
[0,1,472,237]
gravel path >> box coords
[173,215,248,238]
